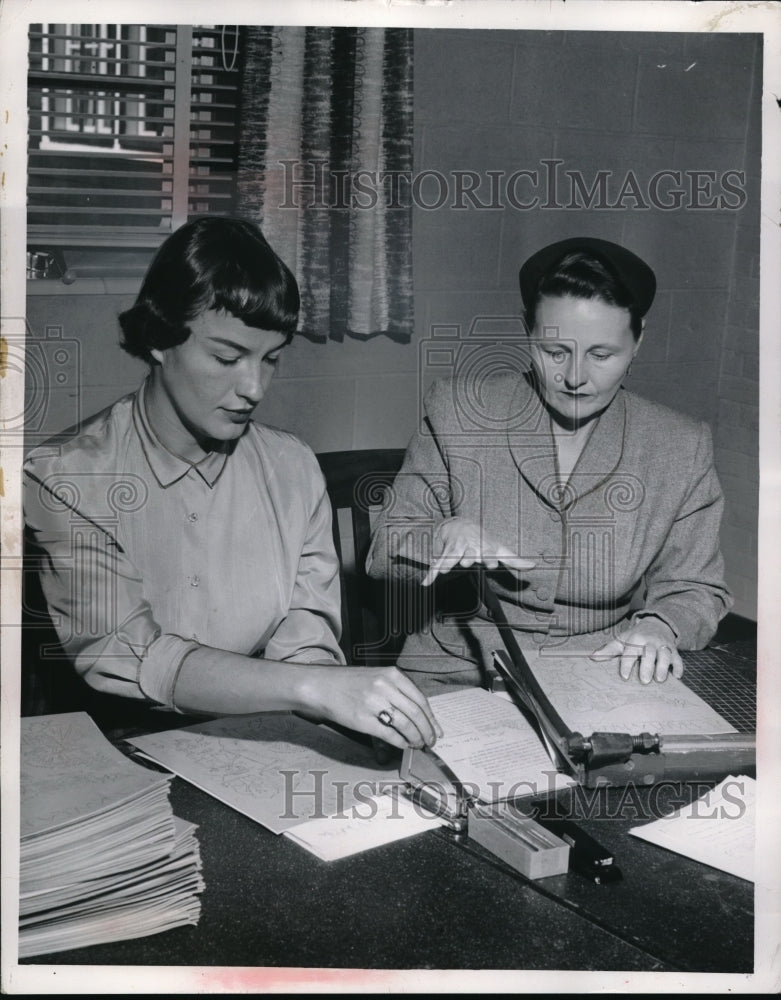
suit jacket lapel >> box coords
[506,378,627,511]
[568,388,627,505]
[506,375,559,507]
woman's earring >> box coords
[626,361,633,377]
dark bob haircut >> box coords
[119,217,300,363]
[524,251,645,340]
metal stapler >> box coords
[399,743,469,832]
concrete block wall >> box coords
[711,43,762,620]
[412,29,761,618]
[23,289,145,448]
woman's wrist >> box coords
[629,613,677,645]
[288,662,333,719]
[173,646,331,717]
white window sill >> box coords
[27,276,143,296]
[26,248,152,295]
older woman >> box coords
[366,236,732,693]
[24,217,439,750]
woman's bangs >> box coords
[212,259,299,334]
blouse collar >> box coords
[132,379,230,489]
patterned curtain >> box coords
[236,26,413,343]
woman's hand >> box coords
[422,517,535,587]
[301,665,443,751]
[591,618,683,684]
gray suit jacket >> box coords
[366,374,732,693]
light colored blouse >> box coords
[24,382,345,708]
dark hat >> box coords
[519,237,657,316]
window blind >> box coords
[27,24,241,249]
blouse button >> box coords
[190,575,200,588]
[188,512,199,523]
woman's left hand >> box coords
[591,618,683,684]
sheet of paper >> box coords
[129,713,404,834]
[427,688,575,803]
[628,775,755,881]
[517,635,737,736]
[283,793,445,861]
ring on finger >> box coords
[377,708,395,728]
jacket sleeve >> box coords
[365,381,455,583]
[633,422,733,648]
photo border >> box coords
[2,0,779,994]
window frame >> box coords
[27,23,240,264]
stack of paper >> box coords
[19,712,204,958]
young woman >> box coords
[366,237,732,693]
[24,217,439,750]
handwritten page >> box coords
[283,793,445,861]
[629,775,755,881]
[427,688,575,803]
[129,713,404,834]
[515,635,736,736]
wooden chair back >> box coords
[316,448,411,666]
